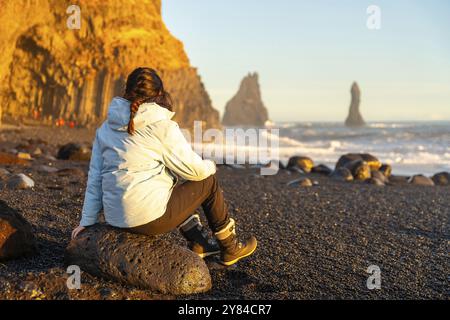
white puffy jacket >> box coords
[80,97,216,228]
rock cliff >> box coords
[345,82,365,127]
[222,72,269,127]
[0,0,220,129]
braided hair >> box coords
[123,67,173,134]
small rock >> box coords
[6,174,35,190]
[379,164,392,177]
[0,152,30,166]
[311,164,332,176]
[0,168,10,180]
[408,175,435,186]
[287,156,314,173]
[371,170,388,184]
[389,175,409,185]
[17,152,32,160]
[330,168,354,182]
[287,178,313,187]
[32,148,43,156]
[57,143,91,161]
[431,172,449,186]
[0,200,37,261]
[367,177,385,186]
[227,164,246,170]
[43,154,57,161]
[36,165,59,174]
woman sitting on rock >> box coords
[71,67,257,266]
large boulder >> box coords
[0,200,37,261]
[65,224,212,295]
[336,153,381,172]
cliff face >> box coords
[345,82,365,127]
[222,73,269,127]
[0,0,220,129]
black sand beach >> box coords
[0,127,448,300]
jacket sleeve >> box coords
[80,132,103,227]
[160,120,216,181]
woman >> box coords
[71,67,257,266]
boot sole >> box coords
[197,250,221,258]
[219,240,258,266]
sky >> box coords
[162,0,450,122]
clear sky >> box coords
[162,0,450,122]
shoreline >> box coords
[0,126,448,299]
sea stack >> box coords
[222,73,269,127]
[0,0,220,130]
[345,82,365,127]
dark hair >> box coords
[123,67,173,134]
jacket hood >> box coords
[107,97,175,131]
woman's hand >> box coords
[71,225,86,240]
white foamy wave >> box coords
[192,122,450,176]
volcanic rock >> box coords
[345,82,365,127]
[0,200,37,261]
[65,224,212,295]
[388,175,409,186]
[331,168,354,182]
[311,164,333,176]
[222,73,269,127]
[287,178,313,187]
[17,152,32,160]
[57,143,91,161]
[379,164,392,177]
[336,153,381,172]
[367,177,385,186]
[287,156,314,173]
[0,168,10,180]
[0,152,30,166]
[408,175,435,186]
[36,165,59,174]
[0,0,220,130]
[6,174,35,190]
[431,172,449,186]
[371,170,389,184]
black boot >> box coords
[179,214,220,258]
[215,218,257,266]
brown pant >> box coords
[128,174,230,236]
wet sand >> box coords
[0,127,448,299]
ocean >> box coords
[274,121,450,176]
